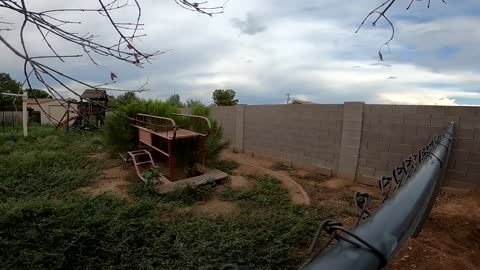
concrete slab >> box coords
[157,169,228,194]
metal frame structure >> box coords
[126,150,155,182]
[301,122,455,270]
[131,113,211,181]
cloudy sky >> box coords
[1,0,480,105]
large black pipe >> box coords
[303,123,455,270]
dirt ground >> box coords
[80,153,133,199]
[222,152,480,270]
[390,192,480,270]
[85,151,480,269]
[222,151,311,205]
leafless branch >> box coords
[0,0,228,129]
[174,0,229,16]
[357,0,448,61]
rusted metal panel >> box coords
[139,129,152,145]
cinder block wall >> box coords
[210,106,236,143]
[205,103,479,191]
[243,104,343,175]
[357,105,480,190]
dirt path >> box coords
[222,152,311,205]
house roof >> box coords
[27,98,67,105]
[289,99,316,104]
[80,89,108,100]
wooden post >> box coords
[22,92,28,137]
[66,101,70,132]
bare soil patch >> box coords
[80,157,132,199]
[229,175,254,190]
[221,152,479,269]
[391,192,480,270]
[191,199,240,218]
[222,151,311,205]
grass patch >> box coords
[213,159,239,175]
[223,175,290,207]
[129,177,218,207]
[160,180,217,207]
[0,127,344,269]
[0,127,103,200]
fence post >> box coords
[234,105,246,153]
[337,102,364,181]
[22,92,28,137]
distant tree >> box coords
[109,92,138,108]
[27,89,53,99]
[166,94,184,107]
[186,99,203,108]
[212,89,238,106]
[0,73,21,110]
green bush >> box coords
[188,103,230,163]
[103,99,179,152]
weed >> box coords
[0,127,103,201]
[142,165,160,194]
[214,159,239,175]
[160,179,217,207]
[0,127,342,269]
[223,174,290,207]
[340,192,355,203]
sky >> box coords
[1,0,480,105]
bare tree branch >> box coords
[358,0,448,61]
[0,0,227,129]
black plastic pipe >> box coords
[303,123,455,270]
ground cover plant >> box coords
[0,127,345,269]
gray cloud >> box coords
[1,0,480,106]
[231,13,267,35]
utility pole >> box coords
[0,92,28,137]
[286,93,291,104]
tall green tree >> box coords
[166,94,184,108]
[0,73,21,110]
[212,89,238,106]
[27,89,52,99]
[186,98,202,108]
[109,92,138,109]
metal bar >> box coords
[200,136,206,165]
[172,113,211,136]
[66,102,70,132]
[303,122,455,270]
[168,140,175,181]
[128,150,155,183]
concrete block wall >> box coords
[337,102,364,181]
[207,103,480,191]
[242,104,343,175]
[357,104,480,191]
[210,106,236,144]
